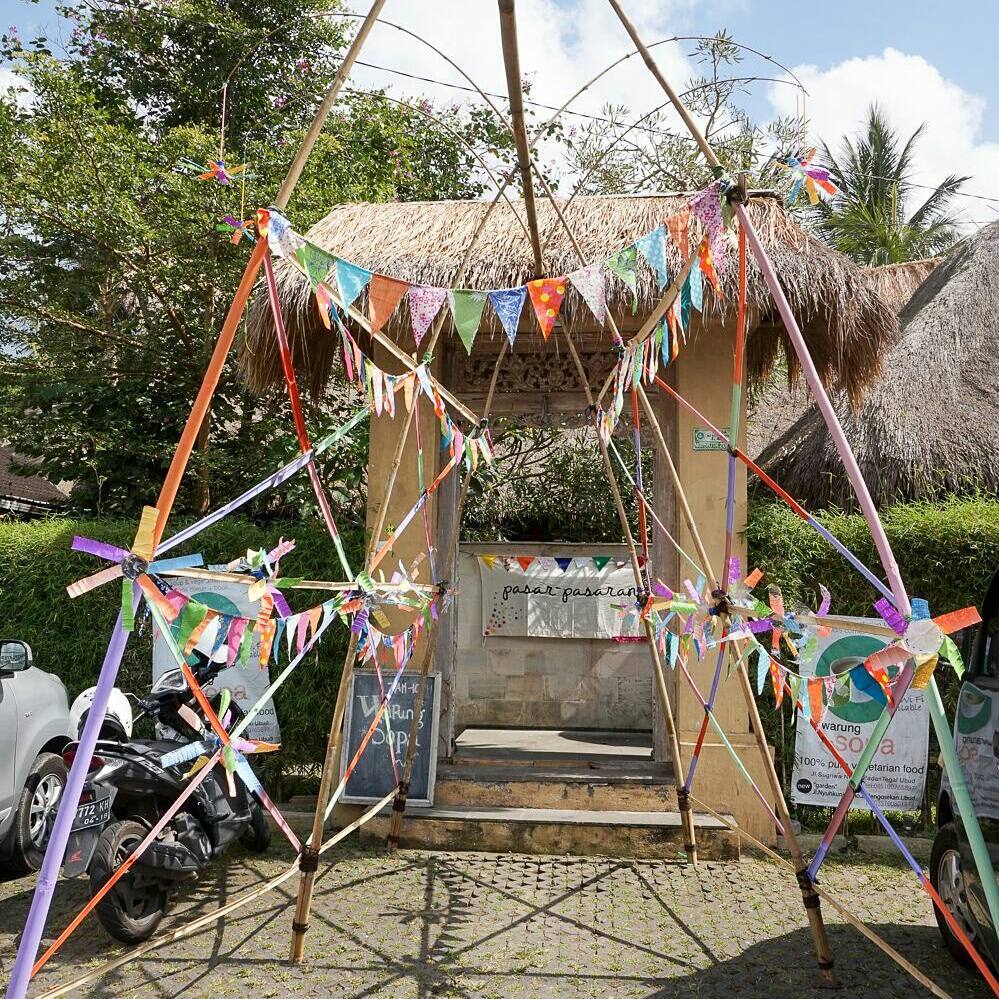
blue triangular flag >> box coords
[680,274,691,330]
[335,258,373,311]
[211,615,232,659]
[272,617,286,663]
[756,646,768,695]
[488,287,527,348]
[635,226,670,288]
[687,261,703,312]
[554,557,573,572]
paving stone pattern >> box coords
[0,844,989,998]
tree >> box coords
[809,105,968,265]
[563,32,801,195]
[0,1,508,519]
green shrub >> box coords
[0,515,363,776]
[747,497,999,828]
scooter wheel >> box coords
[241,797,272,854]
[90,820,169,944]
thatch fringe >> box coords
[240,193,899,405]
[758,225,999,509]
[860,258,941,313]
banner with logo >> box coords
[152,577,281,743]
[478,556,641,640]
[791,617,928,811]
[942,681,999,820]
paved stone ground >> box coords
[0,841,990,998]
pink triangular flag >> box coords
[407,286,447,347]
[569,263,606,324]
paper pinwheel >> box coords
[178,157,249,186]
[217,214,257,245]
[68,506,204,630]
[779,149,837,205]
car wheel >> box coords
[0,753,67,876]
[930,822,979,968]
[90,820,169,944]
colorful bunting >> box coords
[605,246,639,312]
[635,226,670,289]
[569,263,607,324]
[368,274,409,333]
[408,286,447,347]
[527,277,567,339]
[780,148,837,205]
[448,289,487,353]
[488,286,527,348]
[666,210,690,258]
[335,258,373,311]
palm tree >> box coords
[809,105,968,265]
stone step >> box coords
[346,804,739,860]
[434,763,679,811]
[451,728,653,768]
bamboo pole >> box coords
[497,0,545,275]
[37,790,396,999]
[603,1,838,979]
[273,0,388,211]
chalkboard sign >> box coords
[340,671,440,806]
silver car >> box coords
[0,639,73,874]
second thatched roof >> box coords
[757,224,999,508]
[241,192,899,403]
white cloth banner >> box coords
[791,616,928,812]
[152,577,281,743]
[943,681,999,821]
[478,557,641,639]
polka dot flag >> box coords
[527,276,567,339]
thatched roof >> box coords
[240,193,899,404]
[860,257,941,312]
[757,225,999,508]
[748,256,939,459]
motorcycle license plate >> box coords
[71,788,115,831]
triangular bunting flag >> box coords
[295,242,335,289]
[480,555,499,571]
[665,210,690,257]
[527,277,567,339]
[808,676,824,723]
[698,235,720,296]
[488,286,527,348]
[635,226,670,288]
[448,289,487,353]
[605,246,639,312]
[516,556,534,573]
[592,556,611,571]
[569,263,606,324]
[408,286,447,347]
[688,258,703,312]
[554,557,573,572]
[368,274,409,333]
[335,258,373,311]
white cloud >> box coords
[768,48,999,226]
[0,68,32,109]
[348,1,699,184]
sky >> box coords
[3,0,998,224]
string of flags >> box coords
[255,180,736,357]
[477,553,647,574]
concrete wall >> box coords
[454,545,653,732]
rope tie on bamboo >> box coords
[298,846,320,874]
[291,921,310,934]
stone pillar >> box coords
[667,315,776,845]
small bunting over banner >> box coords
[527,277,567,339]
[335,258,373,311]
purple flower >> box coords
[419,97,432,115]
[295,58,310,74]
[273,94,289,110]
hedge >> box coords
[0,515,362,779]
[747,497,999,826]
[3,499,997,805]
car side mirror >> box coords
[0,640,32,674]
